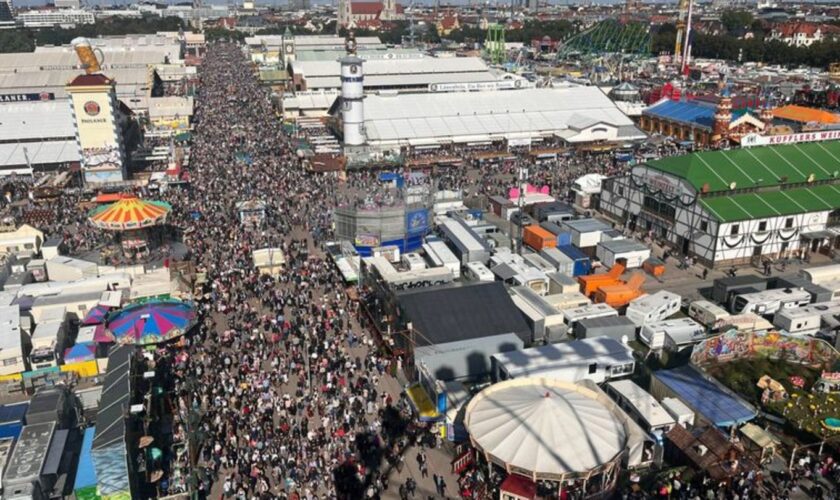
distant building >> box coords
[337,0,403,29]
[769,21,840,47]
[54,0,80,8]
[0,0,16,28]
[16,8,94,28]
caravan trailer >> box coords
[799,264,840,286]
[731,288,812,316]
[773,301,840,336]
[625,291,681,327]
[688,300,730,329]
[560,303,618,331]
[639,318,705,351]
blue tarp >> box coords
[74,426,98,491]
[0,402,28,439]
[644,100,748,130]
[653,365,757,428]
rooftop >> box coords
[772,104,840,125]
[643,99,750,131]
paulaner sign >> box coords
[741,130,840,148]
[0,93,55,103]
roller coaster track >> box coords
[556,19,651,59]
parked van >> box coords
[731,288,812,316]
[688,300,730,329]
[625,291,681,327]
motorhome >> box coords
[688,300,730,329]
[731,288,812,316]
[773,301,840,336]
[716,313,774,334]
[639,318,705,351]
[625,291,681,327]
[464,261,494,282]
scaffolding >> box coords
[486,24,506,65]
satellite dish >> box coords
[729,182,737,190]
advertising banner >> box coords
[0,92,55,103]
[405,208,430,235]
[70,90,125,182]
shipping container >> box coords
[522,253,556,274]
[523,225,557,252]
[600,229,625,243]
[625,291,681,327]
[711,276,768,305]
[596,239,651,269]
[539,221,572,247]
[530,201,575,223]
[561,218,612,249]
[579,260,626,296]
[593,273,646,308]
[422,238,461,279]
[557,246,591,277]
[540,248,575,277]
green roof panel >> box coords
[700,184,840,222]
[647,140,840,192]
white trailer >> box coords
[625,291,682,327]
[596,239,651,269]
[522,253,557,273]
[731,288,812,316]
[773,301,840,336]
[546,272,579,295]
[0,306,24,376]
[464,261,494,282]
[688,300,730,329]
[606,379,676,438]
[29,319,64,371]
[560,303,618,330]
[640,318,705,351]
[401,253,427,271]
[799,264,840,286]
[422,239,461,279]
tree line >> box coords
[0,15,185,53]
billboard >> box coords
[741,130,840,148]
[0,92,55,103]
[405,208,430,235]
[70,89,125,183]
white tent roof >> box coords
[465,378,627,479]
[361,86,643,145]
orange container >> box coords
[593,273,645,308]
[522,225,557,251]
[579,261,626,296]
[643,257,665,277]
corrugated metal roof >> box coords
[293,56,489,78]
[0,140,79,168]
[0,101,75,141]
[0,49,173,73]
[304,70,497,90]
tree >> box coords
[0,30,35,53]
[721,9,754,35]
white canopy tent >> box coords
[464,378,649,486]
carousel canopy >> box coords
[107,300,196,346]
[464,378,627,480]
[82,304,112,326]
[88,197,171,231]
[64,343,96,363]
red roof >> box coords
[351,2,383,15]
[500,475,537,499]
[67,74,112,87]
[774,22,820,37]
[439,15,458,30]
[356,18,383,29]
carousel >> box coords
[88,197,172,259]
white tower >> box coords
[340,35,366,147]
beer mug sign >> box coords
[72,37,105,75]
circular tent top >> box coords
[88,197,171,231]
[464,378,627,481]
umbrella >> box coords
[88,197,171,231]
[107,300,196,346]
[63,343,96,363]
[82,305,111,325]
